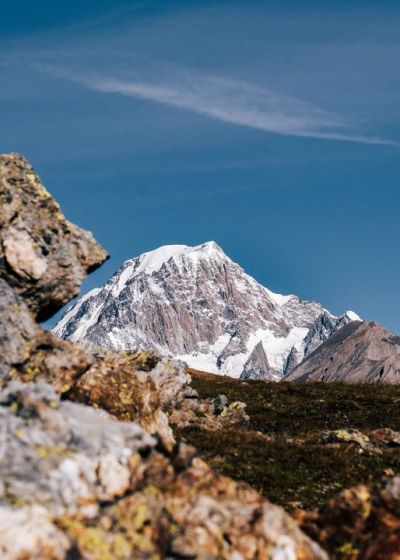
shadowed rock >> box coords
[0,278,92,391]
[0,153,108,320]
[299,475,400,559]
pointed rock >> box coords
[240,341,279,381]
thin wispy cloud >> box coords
[40,59,398,147]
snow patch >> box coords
[345,310,361,321]
[177,327,308,379]
[133,245,188,277]
[126,241,227,280]
[176,333,231,375]
[264,287,294,306]
[52,287,101,336]
[68,299,105,342]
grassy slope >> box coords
[175,370,400,511]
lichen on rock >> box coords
[0,277,92,392]
[0,153,108,320]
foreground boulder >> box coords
[298,475,400,559]
[0,381,328,559]
[285,320,400,383]
[0,153,108,320]
[0,277,92,389]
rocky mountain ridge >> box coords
[285,320,400,383]
[54,242,359,380]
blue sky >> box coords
[2,1,400,332]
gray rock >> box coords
[0,380,155,517]
[240,341,279,381]
[0,277,91,392]
[0,505,70,560]
[0,153,108,320]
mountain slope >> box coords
[54,241,358,379]
[285,320,400,383]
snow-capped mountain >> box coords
[53,241,360,380]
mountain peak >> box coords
[54,242,359,380]
[127,241,226,279]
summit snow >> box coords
[53,241,360,380]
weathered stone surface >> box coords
[68,352,250,445]
[241,340,276,381]
[325,428,371,448]
[169,386,250,431]
[0,381,156,517]
[67,351,180,447]
[0,153,108,320]
[369,428,400,446]
[0,505,70,560]
[0,278,91,391]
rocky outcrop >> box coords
[0,276,92,392]
[285,321,400,383]
[0,505,70,560]
[66,351,188,448]
[0,381,156,516]
[53,241,359,380]
[0,153,108,320]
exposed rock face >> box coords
[301,311,353,359]
[67,351,189,447]
[0,505,70,560]
[241,341,276,381]
[54,241,358,380]
[0,153,108,320]
[285,321,400,383]
[0,277,92,391]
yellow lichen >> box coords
[58,517,137,560]
[336,542,359,556]
[35,445,71,460]
[118,389,134,406]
